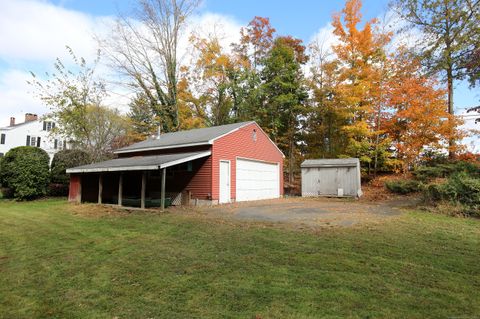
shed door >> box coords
[236,158,280,202]
[338,167,356,196]
[318,167,338,195]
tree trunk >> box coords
[289,137,294,184]
[447,66,455,159]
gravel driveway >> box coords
[201,197,411,227]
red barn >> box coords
[67,121,284,208]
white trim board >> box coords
[114,142,211,154]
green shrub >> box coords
[0,146,50,200]
[413,161,480,182]
[50,149,91,184]
[423,173,480,217]
[49,149,91,196]
[385,179,423,194]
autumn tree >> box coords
[235,16,276,70]
[100,0,200,132]
[385,50,463,173]
[181,34,235,126]
[392,0,480,155]
[330,0,392,172]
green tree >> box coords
[128,93,159,140]
[261,37,308,183]
[0,147,50,200]
[306,43,350,158]
[50,149,92,185]
[29,47,128,161]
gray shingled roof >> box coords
[66,151,211,173]
[116,121,254,153]
[301,158,359,168]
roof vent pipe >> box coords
[156,125,161,140]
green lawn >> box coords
[0,199,479,318]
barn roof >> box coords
[115,121,254,154]
[301,158,360,168]
[66,151,211,173]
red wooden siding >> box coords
[116,145,212,200]
[68,174,81,202]
[183,156,212,199]
[211,122,284,200]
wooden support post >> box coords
[161,168,166,211]
[118,173,123,206]
[141,171,146,209]
[98,174,103,204]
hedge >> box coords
[0,146,50,200]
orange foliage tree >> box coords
[385,50,464,173]
[179,34,237,126]
[330,0,392,172]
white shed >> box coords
[301,158,362,198]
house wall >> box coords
[0,118,66,162]
[180,156,212,200]
[211,122,284,201]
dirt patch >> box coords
[196,196,412,228]
[68,203,135,218]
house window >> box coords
[43,121,55,132]
[55,139,66,150]
[252,129,257,142]
[27,136,40,147]
[0,133,5,144]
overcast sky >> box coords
[0,0,478,150]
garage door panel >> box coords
[236,159,280,202]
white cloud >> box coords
[308,23,338,54]
[0,69,46,124]
[186,12,242,50]
[0,0,243,125]
[459,110,480,153]
[0,0,112,63]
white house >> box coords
[0,113,67,161]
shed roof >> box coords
[301,158,360,168]
[115,121,254,154]
[66,151,211,173]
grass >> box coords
[0,199,479,318]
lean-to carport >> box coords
[67,151,211,210]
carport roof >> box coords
[301,158,360,168]
[66,151,211,173]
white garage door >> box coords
[236,158,280,202]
